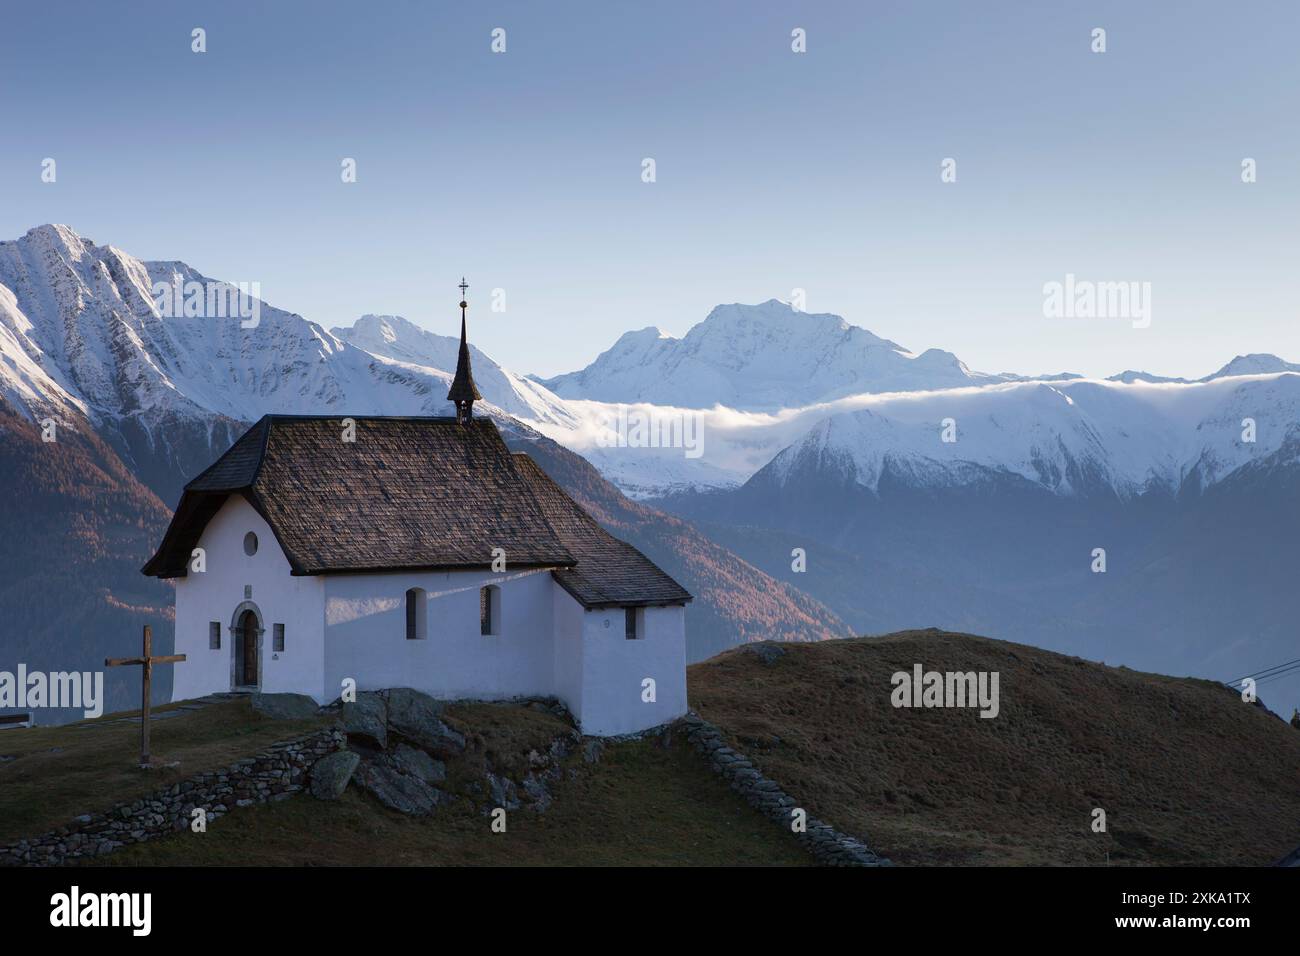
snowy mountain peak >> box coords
[330,313,577,427]
[756,373,1300,499]
[540,300,996,411]
[0,225,578,439]
[1208,353,1300,379]
[19,223,92,253]
[1107,370,1190,385]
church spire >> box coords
[447,277,481,424]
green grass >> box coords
[93,733,810,866]
[0,699,328,845]
[689,630,1300,866]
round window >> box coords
[243,532,258,556]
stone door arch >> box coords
[229,601,264,690]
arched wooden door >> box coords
[236,609,259,687]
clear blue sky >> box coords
[2,0,1297,379]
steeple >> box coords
[447,277,481,424]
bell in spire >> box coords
[447,277,482,424]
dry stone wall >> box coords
[678,712,889,867]
[0,727,344,866]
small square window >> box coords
[209,622,221,649]
[273,623,285,652]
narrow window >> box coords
[625,607,639,640]
[243,532,258,556]
[273,623,285,652]
[480,585,500,636]
[405,588,427,640]
[209,621,221,649]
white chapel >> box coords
[143,291,691,736]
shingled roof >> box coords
[512,454,692,608]
[142,415,691,608]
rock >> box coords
[742,641,786,664]
[252,693,321,720]
[387,688,465,757]
[485,772,521,811]
[310,751,360,800]
[521,774,552,812]
[355,763,443,816]
[341,692,388,749]
[582,739,604,764]
[391,744,446,784]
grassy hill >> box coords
[688,629,1300,865]
[0,699,328,845]
[15,698,807,867]
[8,630,1299,866]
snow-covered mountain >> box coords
[655,375,1300,717]
[537,299,1004,411]
[4,224,1299,507]
[331,313,578,427]
[0,225,852,685]
[1105,354,1300,386]
[0,225,581,496]
[0,225,576,428]
[756,375,1300,499]
[6,222,1300,713]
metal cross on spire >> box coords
[448,275,481,421]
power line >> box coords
[1226,656,1300,686]
[1252,662,1300,689]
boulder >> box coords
[252,693,321,720]
[485,771,520,811]
[310,751,360,800]
[392,744,446,785]
[342,692,388,749]
[355,762,444,816]
[521,774,552,812]
[741,642,786,664]
[387,688,465,757]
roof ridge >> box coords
[182,416,267,492]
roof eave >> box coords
[582,599,693,610]
[289,559,578,577]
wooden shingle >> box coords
[144,415,574,576]
[512,454,692,608]
[143,416,691,608]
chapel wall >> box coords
[173,494,326,703]
[322,567,557,703]
[577,605,688,736]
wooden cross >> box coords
[105,625,186,768]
